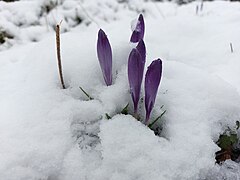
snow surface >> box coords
[0,0,240,179]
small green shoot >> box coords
[148,110,166,129]
[121,103,129,115]
[79,87,94,100]
[105,113,111,120]
[236,121,239,130]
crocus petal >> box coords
[97,29,112,86]
[136,39,146,63]
[128,48,145,114]
[130,14,145,43]
[136,39,146,98]
[145,59,162,123]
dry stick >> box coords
[200,1,204,11]
[56,21,66,89]
[230,43,234,53]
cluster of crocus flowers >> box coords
[96,14,163,125]
[128,14,163,124]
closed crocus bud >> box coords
[128,48,145,114]
[144,59,162,124]
[97,29,112,86]
[130,14,145,43]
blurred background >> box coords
[0,0,238,50]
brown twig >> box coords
[55,20,66,89]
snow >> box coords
[0,0,240,179]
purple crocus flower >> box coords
[128,48,145,114]
[97,29,112,86]
[130,14,145,43]
[144,59,162,124]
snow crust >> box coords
[0,0,240,179]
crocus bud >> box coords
[130,14,145,43]
[145,59,162,124]
[128,48,145,114]
[97,29,112,86]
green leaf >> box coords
[218,133,238,150]
[230,134,238,144]
[121,103,129,115]
[148,110,166,129]
[79,87,94,100]
[105,113,111,120]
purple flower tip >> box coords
[130,14,145,43]
[128,48,145,114]
[97,29,112,86]
[144,59,162,124]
